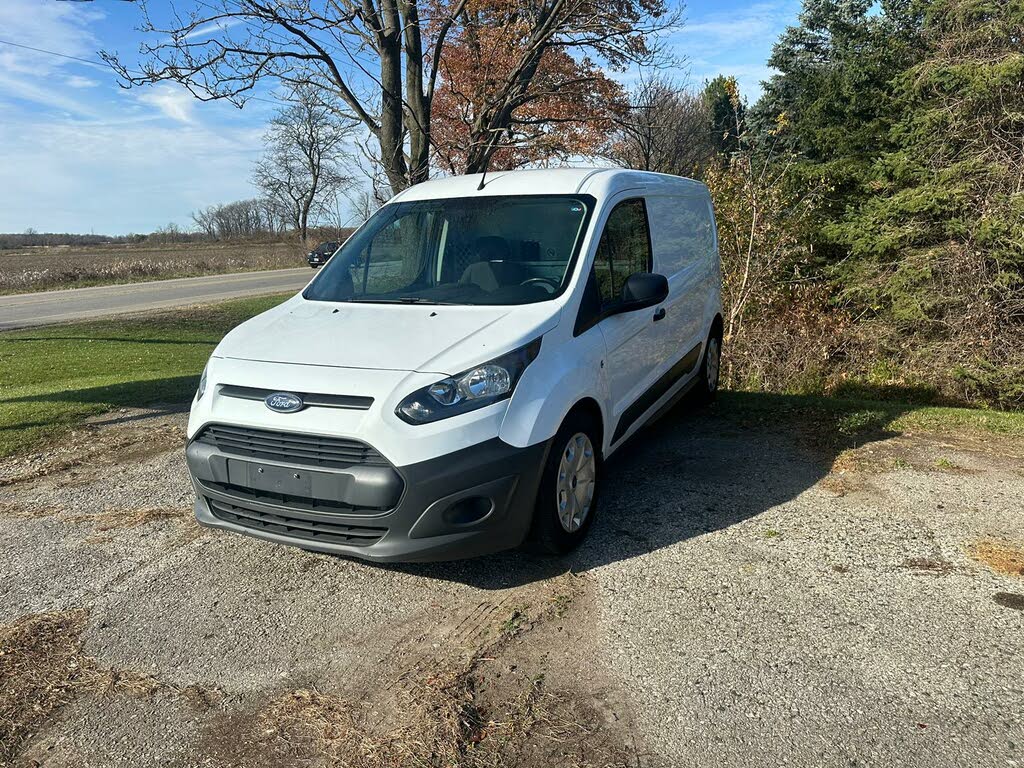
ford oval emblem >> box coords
[264,392,304,413]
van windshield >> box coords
[303,195,593,306]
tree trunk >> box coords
[378,0,409,195]
[402,0,431,186]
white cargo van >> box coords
[186,168,722,561]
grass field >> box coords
[3,293,1024,460]
[0,295,290,457]
[0,241,307,295]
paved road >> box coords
[0,268,313,330]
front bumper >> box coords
[186,433,551,562]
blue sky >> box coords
[0,0,800,235]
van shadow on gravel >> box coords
[381,392,913,589]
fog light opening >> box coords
[445,496,493,526]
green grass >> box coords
[717,390,1024,439]
[0,294,290,458]
[4,300,1024,461]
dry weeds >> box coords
[0,610,221,763]
[969,540,1024,578]
[0,502,190,534]
[0,416,185,488]
[256,575,630,768]
[0,241,303,295]
[87,505,187,531]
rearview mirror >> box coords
[617,272,669,312]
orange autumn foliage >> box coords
[428,0,627,172]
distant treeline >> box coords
[2,198,359,251]
[0,232,143,250]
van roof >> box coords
[389,167,707,203]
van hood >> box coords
[215,296,560,375]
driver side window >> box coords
[593,199,652,311]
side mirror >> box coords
[617,272,669,312]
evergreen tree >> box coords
[829,0,1024,405]
[702,76,745,157]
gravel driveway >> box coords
[2,401,1022,767]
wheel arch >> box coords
[562,397,605,457]
[710,312,723,341]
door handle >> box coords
[653,307,666,322]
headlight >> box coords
[396,339,542,424]
[196,361,210,401]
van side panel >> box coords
[604,187,722,451]
[498,321,611,451]
[646,193,716,277]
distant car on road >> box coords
[307,241,339,268]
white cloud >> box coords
[0,0,284,234]
[0,70,103,118]
[669,0,800,100]
[182,17,247,41]
[0,0,103,76]
[0,0,108,116]
[137,84,198,123]
[680,1,797,47]
[0,113,266,233]
[66,75,101,89]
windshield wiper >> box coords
[341,296,456,305]
[395,296,456,305]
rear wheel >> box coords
[693,331,722,404]
[531,412,601,555]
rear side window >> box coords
[647,194,715,276]
[593,199,652,310]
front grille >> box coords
[207,497,387,547]
[194,424,387,468]
[219,385,373,411]
[197,479,387,515]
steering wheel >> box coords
[520,277,559,294]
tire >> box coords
[530,412,601,555]
[693,330,722,405]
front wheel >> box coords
[530,412,601,555]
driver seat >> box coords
[458,236,525,292]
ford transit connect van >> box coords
[186,168,722,562]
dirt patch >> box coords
[969,540,1024,578]
[0,410,186,488]
[85,505,188,532]
[993,593,1024,611]
[0,501,192,534]
[198,574,634,768]
[0,610,221,763]
[899,557,961,575]
[825,431,1023,479]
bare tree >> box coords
[605,75,714,176]
[102,0,678,193]
[192,198,285,239]
[345,189,382,225]
[252,90,354,242]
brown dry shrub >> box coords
[724,284,861,396]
